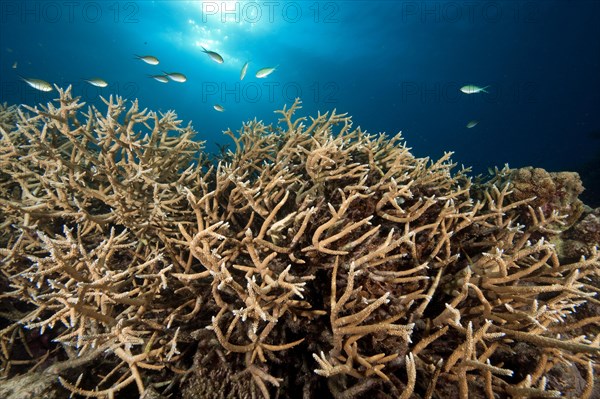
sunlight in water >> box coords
[199,0,261,26]
[183,1,274,66]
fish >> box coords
[163,71,187,83]
[135,54,159,65]
[84,78,108,87]
[213,104,225,112]
[460,85,489,94]
[12,61,17,69]
[240,61,249,80]
[19,76,53,92]
[149,74,169,83]
[201,46,224,64]
[255,65,278,78]
[466,120,479,128]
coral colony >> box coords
[0,87,599,398]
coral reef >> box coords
[505,167,585,229]
[0,87,599,399]
[558,207,600,263]
[0,103,18,134]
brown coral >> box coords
[0,103,18,133]
[0,88,599,399]
[507,166,585,229]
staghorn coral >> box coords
[0,87,599,399]
[558,207,600,260]
[504,166,585,230]
[0,103,18,133]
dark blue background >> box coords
[1,1,599,202]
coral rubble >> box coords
[0,87,599,399]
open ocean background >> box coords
[1,0,599,204]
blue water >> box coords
[1,1,599,196]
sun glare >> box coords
[179,1,271,66]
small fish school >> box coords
[18,48,279,113]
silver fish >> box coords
[213,104,225,112]
[149,74,169,83]
[20,76,53,92]
[163,72,187,83]
[255,65,277,78]
[466,120,479,128]
[460,85,489,94]
[201,46,224,64]
[240,61,249,80]
[84,78,108,87]
[135,54,159,65]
